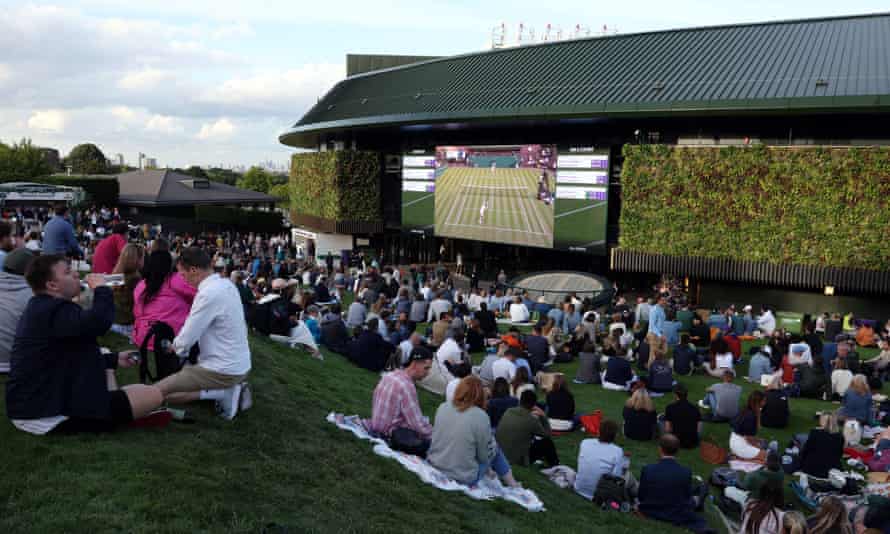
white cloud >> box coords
[27,109,67,133]
[117,68,171,91]
[211,21,254,39]
[196,118,235,140]
[110,105,136,120]
[0,63,10,86]
[145,114,184,134]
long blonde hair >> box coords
[807,496,853,534]
[781,511,807,534]
[112,244,144,276]
[849,374,871,396]
[625,388,654,412]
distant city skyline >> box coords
[2,0,889,167]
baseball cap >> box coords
[3,248,34,276]
[406,346,433,364]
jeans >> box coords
[473,447,511,485]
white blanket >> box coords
[269,323,318,351]
[326,413,545,512]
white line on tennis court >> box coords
[554,201,607,219]
[441,222,549,235]
[402,193,434,208]
[458,206,525,215]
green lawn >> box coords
[0,328,880,533]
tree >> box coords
[237,166,272,193]
[269,182,289,201]
[181,165,209,179]
[66,143,108,175]
[206,167,240,185]
[0,138,52,182]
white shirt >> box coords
[445,378,460,402]
[492,357,517,382]
[715,352,734,370]
[509,303,530,323]
[832,369,854,396]
[173,274,252,376]
[436,338,463,366]
[757,311,776,335]
[427,298,451,322]
[467,293,484,312]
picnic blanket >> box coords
[326,413,545,512]
[729,459,764,473]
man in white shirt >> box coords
[156,247,253,420]
[398,333,422,367]
[427,291,452,323]
[436,333,464,368]
[508,296,530,323]
[492,347,519,382]
[467,289,484,312]
[757,307,776,336]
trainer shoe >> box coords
[698,399,710,410]
[216,383,243,420]
[239,382,253,413]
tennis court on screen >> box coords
[434,167,554,248]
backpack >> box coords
[593,474,630,510]
[709,467,740,489]
[138,321,198,384]
[251,295,291,336]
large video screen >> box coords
[400,145,609,253]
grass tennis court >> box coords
[434,167,554,248]
[554,198,608,250]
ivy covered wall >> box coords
[619,145,890,271]
[289,151,381,222]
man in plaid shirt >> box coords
[368,347,434,455]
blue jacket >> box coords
[6,288,116,420]
[638,458,703,529]
[42,215,82,257]
[842,390,872,423]
[648,304,666,337]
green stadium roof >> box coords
[281,13,890,147]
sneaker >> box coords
[216,383,243,420]
[239,382,253,413]
[311,349,324,361]
[698,399,710,410]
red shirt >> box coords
[91,234,127,274]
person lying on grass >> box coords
[6,254,165,435]
[154,247,253,420]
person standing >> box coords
[42,204,83,258]
[0,221,14,272]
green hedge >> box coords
[289,151,381,221]
[194,206,284,233]
[36,175,119,205]
[619,145,890,270]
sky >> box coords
[1,1,888,169]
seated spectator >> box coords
[368,347,434,456]
[732,451,784,505]
[783,511,807,534]
[510,366,535,399]
[397,332,423,367]
[497,390,559,468]
[663,312,681,347]
[110,244,144,337]
[445,359,472,403]
[427,376,520,487]
[133,250,197,351]
[465,318,485,353]
[700,370,742,422]
[757,306,776,336]
[524,325,550,372]
[748,347,773,384]
[408,293,428,328]
[638,434,708,533]
[90,222,128,274]
[831,357,854,398]
[800,412,844,479]
[803,322,823,362]
[838,374,872,424]
[427,291,451,323]
[807,496,853,534]
[760,376,789,429]
[689,314,711,352]
[6,255,164,434]
[836,340,861,374]
[672,334,699,376]
[574,419,637,500]
[623,387,657,441]
[661,383,701,449]
[320,304,350,355]
[703,337,734,378]
[486,377,518,428]
[476,343,503,386]
[430,311,452,349]
[741,479,785,534]
[154,248,252,419]
[647,351,674,393]
[492,347,519,383]
[863,338,890,379]
[574,341,601,385]
[708,308,728,331]
[475,302,497,337]
[788,343,813,368]
[0,249,35,373]
[349,318,395,373]
[602,353,636,391]
[545,374,576,427]
[508,296,530,323]
[799,356,828,398]
[303,305,321,343]
[346,297,367,328]
[730,391,768,463]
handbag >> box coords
[700,436,729,465]
[389,427,428,457]
[580,410,602,437]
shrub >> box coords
[618,145,890,271]
[36,175,119,205]
[289,151,381,222]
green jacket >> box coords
[495,406,550,466]
[739,468,784,495]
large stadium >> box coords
[282,13,890,313]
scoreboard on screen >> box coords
[553,150,610,253]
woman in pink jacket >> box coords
[132,250,197,350]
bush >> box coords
[194,206,284,233]
[35,175,119,205]
[289,151,380,222]
[618,145,890,270]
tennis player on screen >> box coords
[479,200,488,224]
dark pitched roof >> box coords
[281,13,890,147]
[116,170,276,207]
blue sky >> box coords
[1,0,888,169]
